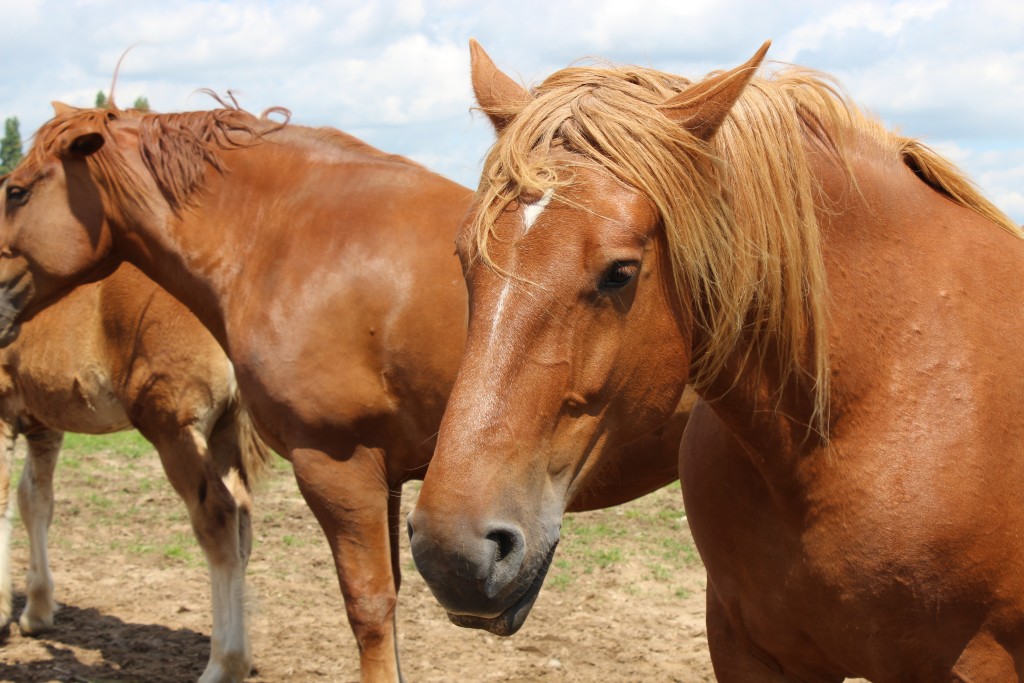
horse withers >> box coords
[409,41,1024,681]
[0,261,270,682]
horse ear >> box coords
[51,101,78,117]
[660,41,771,141]
[470,39,533,133]
[57,127,106,159]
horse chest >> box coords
[685,421,1024,678]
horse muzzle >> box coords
[407,511,560,636]
[0,258,35,347]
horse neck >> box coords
[111,186,235,351]
[112,138,322,353]
[692,131,1009,509]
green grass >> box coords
[62,430,154,459]
[14,428,212,570]
[548,557,574,591]
[86,492,114,509]
[649,563,673,582]
[584,547,623,570]
[162,542,197,564]
[530,483,707,607]
[658,536,701,567]
[548,572,573,590]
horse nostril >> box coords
[487,528,519,565]
[482,524,526,599]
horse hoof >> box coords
[198,654,252,683]
[18,611,55,635]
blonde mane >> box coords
[470,61,1020,436]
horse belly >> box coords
[19,365,131,434]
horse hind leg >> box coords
[145,419,252,683]
[0,418,17,632]
[15,427,63,634]
[206,399,271,573]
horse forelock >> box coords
[470,60,1018,439]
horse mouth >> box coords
[445,540,558,636]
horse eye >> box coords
[599,261,639,291]
[5,185,28,206]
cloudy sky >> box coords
[1,0,1021,220]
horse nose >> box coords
[482,524,526,598]
[408,509,527,614]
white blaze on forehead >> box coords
[522,189,554,232]
[484,190,555,351]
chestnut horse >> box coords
[0,102,687,681]
[409,41,1024,680]
[0,261,270,682]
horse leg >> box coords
[387,483,403,677]
[290,445,402,683]
[144,423,251,683]
[0,419,17,632]
[949,631,1017,681]
[16,427,62,634]
[205,403,264,574]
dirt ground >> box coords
[0,434,714,682]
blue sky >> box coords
[1,0,1021,220]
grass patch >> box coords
[547,557,574,590]
[548,572,573,590]
[562,517,627,546]
[63,430,153,460]
[57,451,84,470]
[659,536,701,567]
[87,492,114,509]
[584,547,623,570]
[116,539,155,556]
[163,542,199,565]
[649,563,672,582]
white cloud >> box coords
[779,0,949,61]
[0,0,1020,221]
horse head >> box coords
[0,104,121,344]
[409,41,768,635]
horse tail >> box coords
[209,391,275,486]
